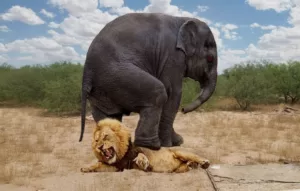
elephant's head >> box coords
[176,19,218,114]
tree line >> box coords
[0,60,299,114]
[219,60,300,110]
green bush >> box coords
[222,60,300,110]
[0,61,83,113]
[180,78,200,107]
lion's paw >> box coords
[199,159,210,169]
[133,153,150,171]
[187,159,210,170]
[80,167,93,173]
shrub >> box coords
[0,62,83,114]
[180,78,200,107]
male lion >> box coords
[80,118,210,173]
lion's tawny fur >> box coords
[81,118,210,173]
[94,118,131,161]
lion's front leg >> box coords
[133,153,152,171]
[80,162,118,173]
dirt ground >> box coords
[0,107,300,191]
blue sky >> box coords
[0,0,299,73]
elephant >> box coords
[79,12,218,150]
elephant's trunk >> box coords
[182,70,217,114]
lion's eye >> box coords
[95,139,98,142]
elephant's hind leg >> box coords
[102,63,168,150]
[91,105,123,123]
[171,149,210,169]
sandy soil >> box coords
[0,107,300,191]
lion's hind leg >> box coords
[80,162,118,173]
[171,149,210,169]
[174,163,191,173]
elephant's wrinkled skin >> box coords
[79,13,218,150]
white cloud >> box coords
[109,6,136,15]
[16,56,34,61]
[6,37,62,52]
[0,5,45,25]
[48,0,98,16]
[244,1,300,63]
[222,24,238,30]
[0,43,7,52]
[209,27,223,49]
[197,5,209,12]
[4,37,84,64]
[250,22,277,30]
[40,9,55,18]
[99,0,124,8]
[48,30,81,46]
[0,54,8,63]
[56,9,117,51]
[48,21,60,28]
[143,0,201,20]
[246,26,300,61]
[215,23,240,40]
[246,0,294,12]
[218,49,248,72]
[0,25,10,32]
[288,2,300,25]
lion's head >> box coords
[92,118,131,165]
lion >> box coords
[80,118,210,173]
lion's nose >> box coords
[98,145,103,150]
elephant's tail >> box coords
[79,65,92,142]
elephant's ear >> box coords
[176,20,198,57]
[176,20,210,57]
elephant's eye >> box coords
[207,55,214,63]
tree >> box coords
[223,61,271,110]
[287,61,300,104]
[264,61,300,104]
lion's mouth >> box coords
[99,146,115,160]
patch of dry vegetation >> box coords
[0,107,94,185]
[173,107,300,165]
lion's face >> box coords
[93,127,119,164]
[92,119,131,165]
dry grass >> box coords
[0,107,92,186]
[0,106,299,190]
[173,107,300,165]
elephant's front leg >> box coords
[159,89,184,147]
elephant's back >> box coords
[87,13,182,68]
[97,13,167,50]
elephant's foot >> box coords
[134,135,161,150]
[159,131,172,147]
[159,130,184,147]
[172,132,184,146]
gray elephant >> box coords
[79,13,218,150]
